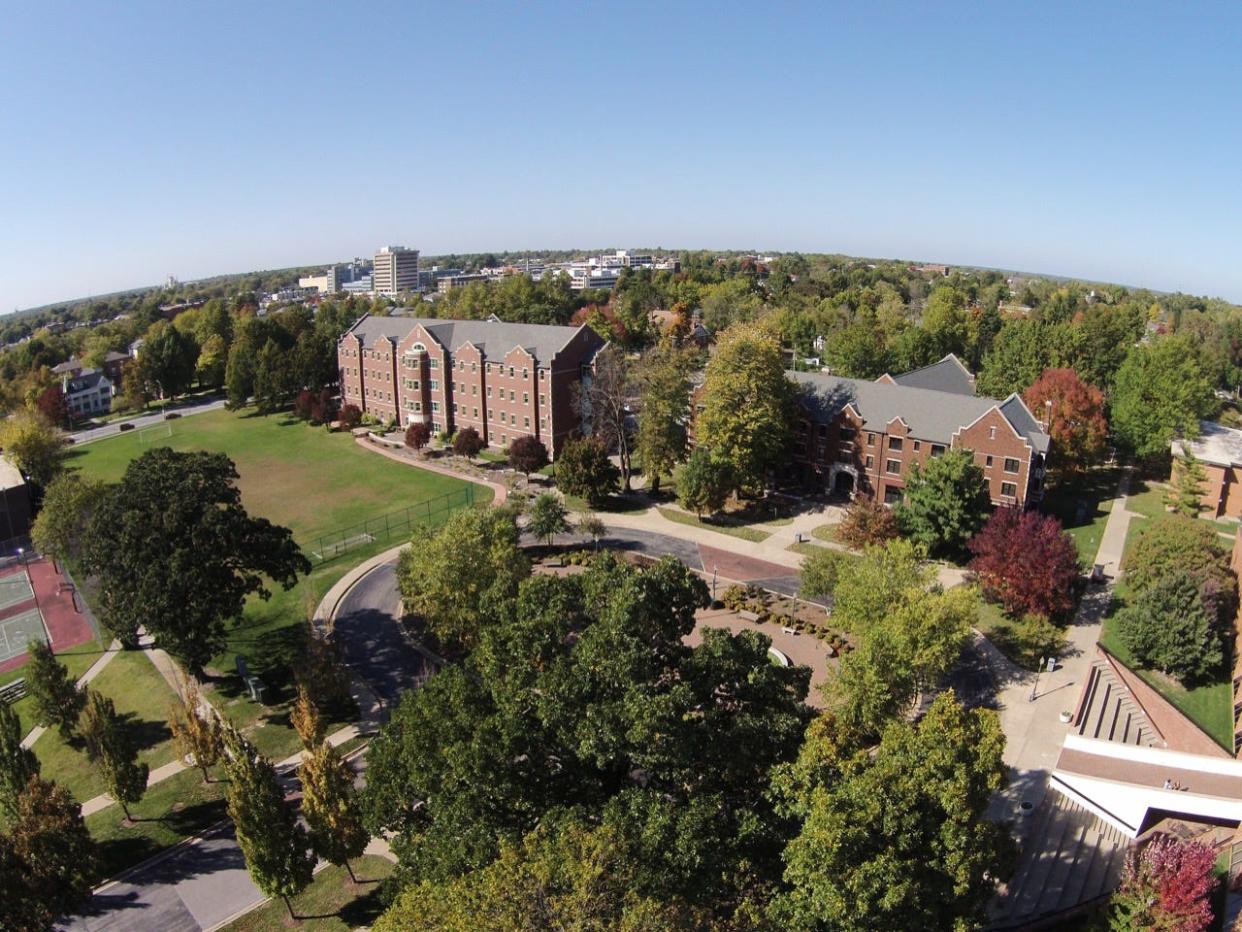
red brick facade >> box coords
[338,315,605,458]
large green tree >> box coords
[771,693,1011,931]
[1123,514,1237,626]
[26,641,84,741]
[30,472,107,566]
[830,538,936,634]
[395,506,529,651]
[696,323,795,493]
[895,448,992,559]
[553,436,620,507]
[0,409,65,487]
[0,701,38,819]
[83,449,310,670]
[1111,335,1215,458]
[674,446,733,517]
[1115,571,1223,685]
[141,321,199,398]
[633,344,695,494]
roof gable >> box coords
[888,354,977,396]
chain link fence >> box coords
[305,486,477,564]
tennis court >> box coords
[0,573,33,612]
[0,608,47,664]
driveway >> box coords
[69,397,226,446]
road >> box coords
[69,396,226,446]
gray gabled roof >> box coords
[343,313,602,363]
[64,368,111,394]
[888,354,976,395]
[793,370,1050,454]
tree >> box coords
[404,421,431,451]
[674,446,733,517]
[0,409,65,486]
[833,497,900,550]
[576,513,606,549]
[79,689,149,820]
[224,339,257,409]
[1166,448,1208,517]
[222,725,315,921]
[290,682,325,750]
[554,436,620,507]
[338,403,362,429]
[142,322,198,398]
[799,547,845,601]
[26,641,84,740]
[253,339,295,413]
[508,435,549,476]
[633,345,694,494]
[976,319,1064,398]
[83,449,310,670]
[771,693,1011,931]
[451,425,484,458]
[895,448,992,559]
[119,357,156,412]
[1115,571,1223,684]
[824,316,890,379]
[695,322,794,493]
[1110,836,1217,932]
[575,344,635,490]
[0,700,38,818]
[921,286,969,357]
[1123,515,1237,626]
[4,776,99,928]
[395,506,529,650]
[30,472,106,565]
[34,385,69,428]
[527,491,570,547]
[968,508,1080,619]
[1023,367,1109,478]
[195,333,228,389]
[830,538,935,634]
[167,679,222,783]
[1111,335,1215,459]
[299,740,368,883]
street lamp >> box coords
[712,565,718,603]
[1029,656,1045,703]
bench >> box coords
[738,610,760,622]
[781,626,797,636]
[0,678,27,705]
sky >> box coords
[2,0,1241,311]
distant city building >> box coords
[62,368,114,420]
[563,250,679,290]
[338,313,606,457]
[914,263,951,276]
[300,258,373,295]
[372,246,420,295]
[436,273,490,293]
[341,275,373,295]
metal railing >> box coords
[304,486,476,564]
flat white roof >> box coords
[1172,420,1242,468]
[0,457,24,492]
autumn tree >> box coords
[895,448,992,559]
[26,641,84,740]
[574,344,635,490]
[80,689,149,820]
[1022,367,1108,478]
[299,740,368,883]
[1110,836,1217,932]
[1166,448,1207,517]
[404,421,431,452]
[0,700,38,818]
[674,446,733,517]
[451,425,484,458]
[338,403,362,429]
[167,679,222,783]
[0,409,65,486]
[834,497,900,550]
[507,435,549,476]
[290,682,325,750]
[633,344,694,493]
[553,436,620,507]
[695,322,794,494]
[968,508,1080,619]
[222,725,315,921]
[34,385,70,428]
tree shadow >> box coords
[119,711,172,755]
[337,879,392,927]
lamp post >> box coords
[1029,656,1044,702]
[712,565,718,603]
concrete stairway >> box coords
[988,792,1130,929]
[1075,659,1161,748]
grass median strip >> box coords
[656,507,771,542]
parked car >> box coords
[165,412,181,420]
[119,422,135,431]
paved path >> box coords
[22,639,122,749]
[69,397,226,446]
[984,469,1136,823]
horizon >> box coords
[4,1,1242,309]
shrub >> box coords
[338,404,362,429]
[404,422,431,451]
[967,508,1079,619]
[674,447,733,517]
[1124,515,1237,626]
[554,437,620,507]
[292,389,315,421]
[452,427,485,458]
[834,497,900,550]
[508,435,549,476]
[1115,571,1223,684]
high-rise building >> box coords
[372,246,420,295]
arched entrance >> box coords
[828,464,857,499]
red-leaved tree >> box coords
[292,389,315,421]
[1111,835,1217,932]
[405,421,431,451]
[968,507,1079,619]
[338,404,362,429]
[36,385,71,427]
[1022,368,1108,479]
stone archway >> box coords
[828,464,857,499]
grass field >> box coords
[221,856,395,931]
[656,507,771,542]
[1042,467,1122,564]
[0,638,106,732]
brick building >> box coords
[1171,420,1242,519]
[789,355,1051,507]
[338,314,606,457]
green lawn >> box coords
[25,649,178,804]
[1,638,107,735]
[656,507,771,543]
[1042,467,1121,564]
[810,524,839,543]
[1125,477,1239,537]
[221,856,395,930]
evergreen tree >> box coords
[1166,448,1208,517]
[299,740,368,883]
[25,641,84,741]
[80,689,149,820]
[0,700,39,819]
[222,724,315,920]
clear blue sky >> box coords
[3,0,1241,311]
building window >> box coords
[985,455,993,467]
[524,416,530,428]
[509,390,515,401]
[989,426,996,439]
[865,455,874,469]
[522,368,528,379]
[539,394,547,406]
[488,410,494,421]
[1001,482,1018,498]
[912,440,921,452]
[487,387,492,397]
[431,401,440,412]
[839,427,856,441]
[867,433,875,446]
[523,392,529,404]
[884,486,903,505]
[888,437,903,451]
[429,359,438,369]
[473,407,479,418]
[886,459,901,475]
[508,366,515,377]
[931,444,945,457]
[472,385,477,395]
[429,379,438,390]
[539,369,546,380]
[1004,457,1020,474]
